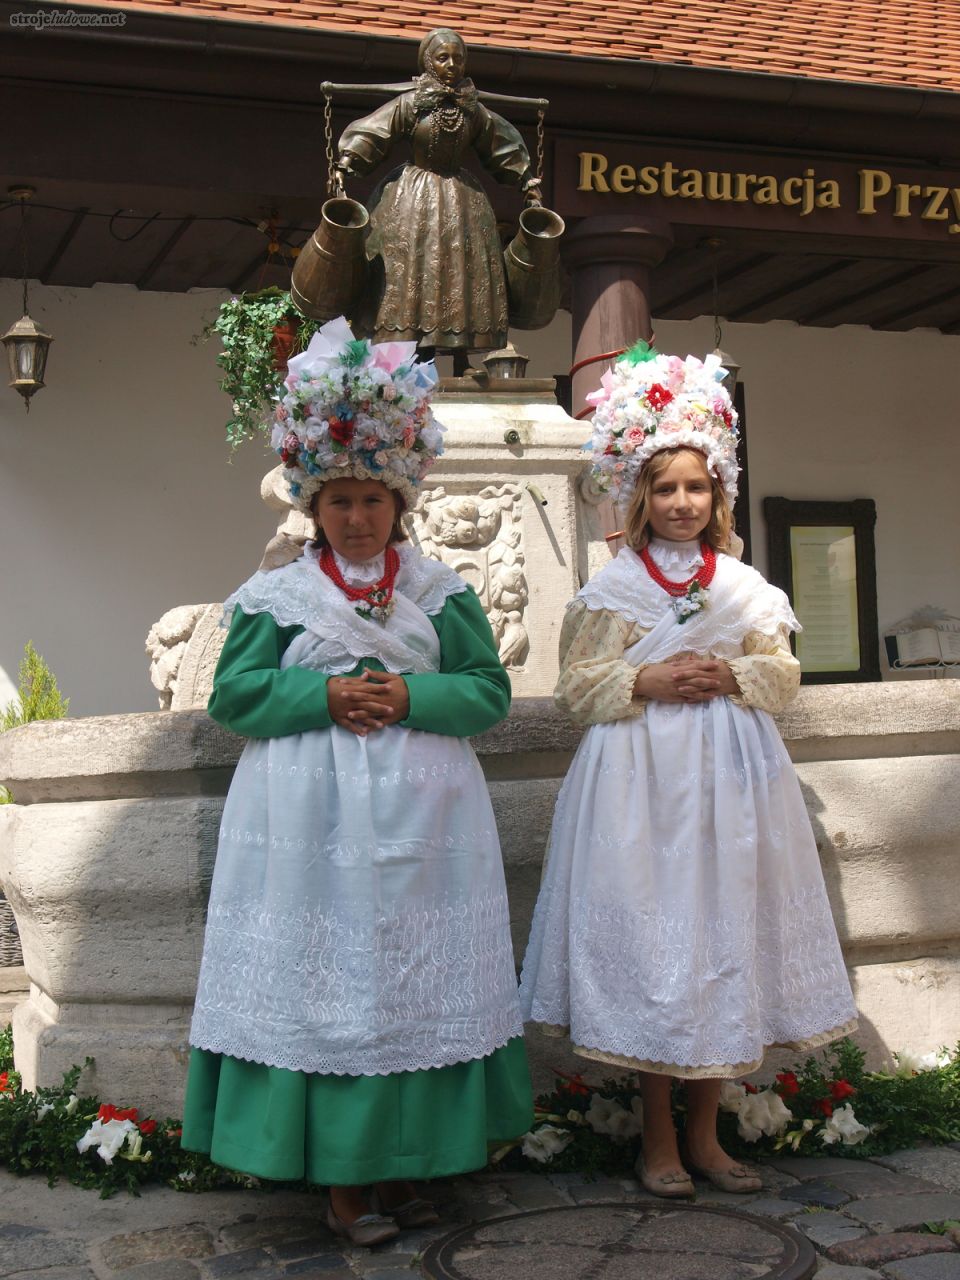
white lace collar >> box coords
[331,548,387,585]
[223,543,468,632]
[646,537,704,574]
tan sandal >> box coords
[371,1187,440,1229]
[635,1153,695,1199]
[326,1203,400,1247]
[683,1157,762,1194]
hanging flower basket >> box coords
[206,288,319,448]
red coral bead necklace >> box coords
[319,544,400,621]
[639,540,717,596]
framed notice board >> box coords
[763,497,880,683]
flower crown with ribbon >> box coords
[270,316,444,511]
[585,342,740,506]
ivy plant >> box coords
[207,288,320,447]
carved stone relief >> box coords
[410,483,529,668]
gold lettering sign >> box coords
[577,153,960,235]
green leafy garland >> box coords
[3,1029,958,1195]
[496,1039,960,1176]
[0,1027,313,1199]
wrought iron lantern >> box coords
[712,346,740,400]
[2,311,53,409]
[3,186,53,410]
[482,342,529,380]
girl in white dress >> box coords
[519,344,857,1198]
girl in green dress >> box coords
[181,318,532,1246]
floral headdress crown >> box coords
[585,342,740,506]
[271,316,444,511]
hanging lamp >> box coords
[2,187,53,410]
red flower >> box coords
[552,1068,590,1097]
[328,417,354,446]
[776,1071,800,1097]
[813,1096,834,1117]
[829,1079,856,1101]
[139,1118,158,1136]
[646,383,674,411]
[743,1082,758,1094]
[0,1071,11,1093]
[98,1103,139,1123]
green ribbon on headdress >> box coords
[621,340,658,365]
[342,339,370,368]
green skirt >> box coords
[180,1037,533,1185]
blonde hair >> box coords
[624,447,734,553]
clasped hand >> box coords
[327,669,410,736]
[634,657,739,703]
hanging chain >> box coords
[712,260,723,349]
[535,108,546,188]
[19,197,30,314]
[324,91,343,196]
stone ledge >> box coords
[1,682,957,804]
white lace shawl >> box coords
[221,543,468,678]
[576,547,799,662]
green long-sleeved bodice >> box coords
[207,584,511,739]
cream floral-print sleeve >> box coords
[727,625,801,714]
[554,602,648,725]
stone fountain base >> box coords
[0,683,958,1117]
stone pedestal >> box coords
[423,380,603,697]
[1,683,958,1113]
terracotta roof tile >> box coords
[74,0,960,94]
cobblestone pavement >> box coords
[1,1145,959,1280]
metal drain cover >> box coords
[421,1201,816,1280]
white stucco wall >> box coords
[1,278,957,717]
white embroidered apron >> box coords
[519,551,856,1073]
[190,548,523,1077]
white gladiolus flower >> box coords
[35,1102,54,1121]
[606,1098,644,1143]
[894,1048,952,1077]
[585,1094,623,1135]
[63,1094,79,1116]
[584,1094,643,1143]
[820,1104,870,1147]
[718,1081,748,1114]
[735,1089,793,1142]
[521,1124,574,1163]
[76,1117,138,1165]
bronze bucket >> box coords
[291,196,370,322]
[504,206,566,330]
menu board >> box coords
[789,525,860,673]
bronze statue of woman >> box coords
[334,28,544,364]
